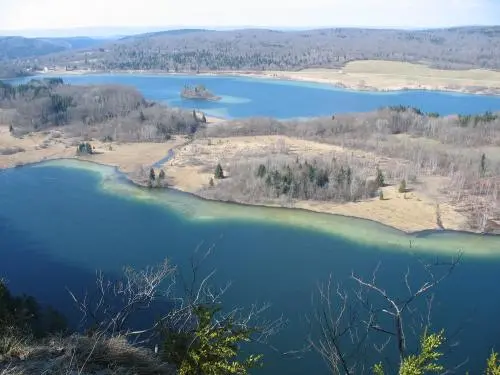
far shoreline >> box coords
[24,60,500,97]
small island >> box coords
[180,84,221,101]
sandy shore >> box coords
[0,126,468,233]
[160,135,467,233]
[43,60,500,95]
[0,125,188,174]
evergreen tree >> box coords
[376,166,385,187]
[85,142,93,154]
[163,305,263,375]
[149,168,156,181]
[159,169,165,180]
[256,164,267,178]
[373,330,445,375]
[214,163,224,179]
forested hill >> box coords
[0,78,201,142]
[0,36,109,60]
[26,26,500,72]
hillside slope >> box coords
[0,36,109,60]
[28,26,500,72]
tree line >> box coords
[0,78,203,142]
[11,27,500,75]
[203,107,500,232]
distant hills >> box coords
[2,26,500,76]
[0,36,111,60]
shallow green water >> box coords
[1,161,499,374]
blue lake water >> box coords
[1,162,500,374]
[11,73,500,119]
[2,74,500,373]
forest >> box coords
[9,26,500,74]
[0,78,201,142]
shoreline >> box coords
[6,156,494,241]
[30,60,500,96]
[0,127,474,235]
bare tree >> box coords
[67,258,177,338]
[66,245,285,373]
[308,252,463,374]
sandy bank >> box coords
[1,126,467,233]
[159,135,467,233]
[0,125,187,174]
[44,61,500,95]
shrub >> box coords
[399,179,407,193]
[76,142,93,155]
[163,305,263,375]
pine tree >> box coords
[214,163,224,179]
[376,166,385,187]
[256,164,267,178]
[163,305,263,375]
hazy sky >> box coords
[0,0,499,34]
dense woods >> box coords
[0,78,201,141]
[203,108,500,231]
[25,26,500,73]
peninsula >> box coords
[1,78,499,234]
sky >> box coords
[0,0,499,36]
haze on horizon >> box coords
[0,0,499,37]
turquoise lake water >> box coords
[2,75,500,373]
[1,162,500,374]
[11,73,500,118]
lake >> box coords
[1,160,500,374]
[11,73,500,119]
[2,74,500,373]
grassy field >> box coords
[251,60,500,93]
